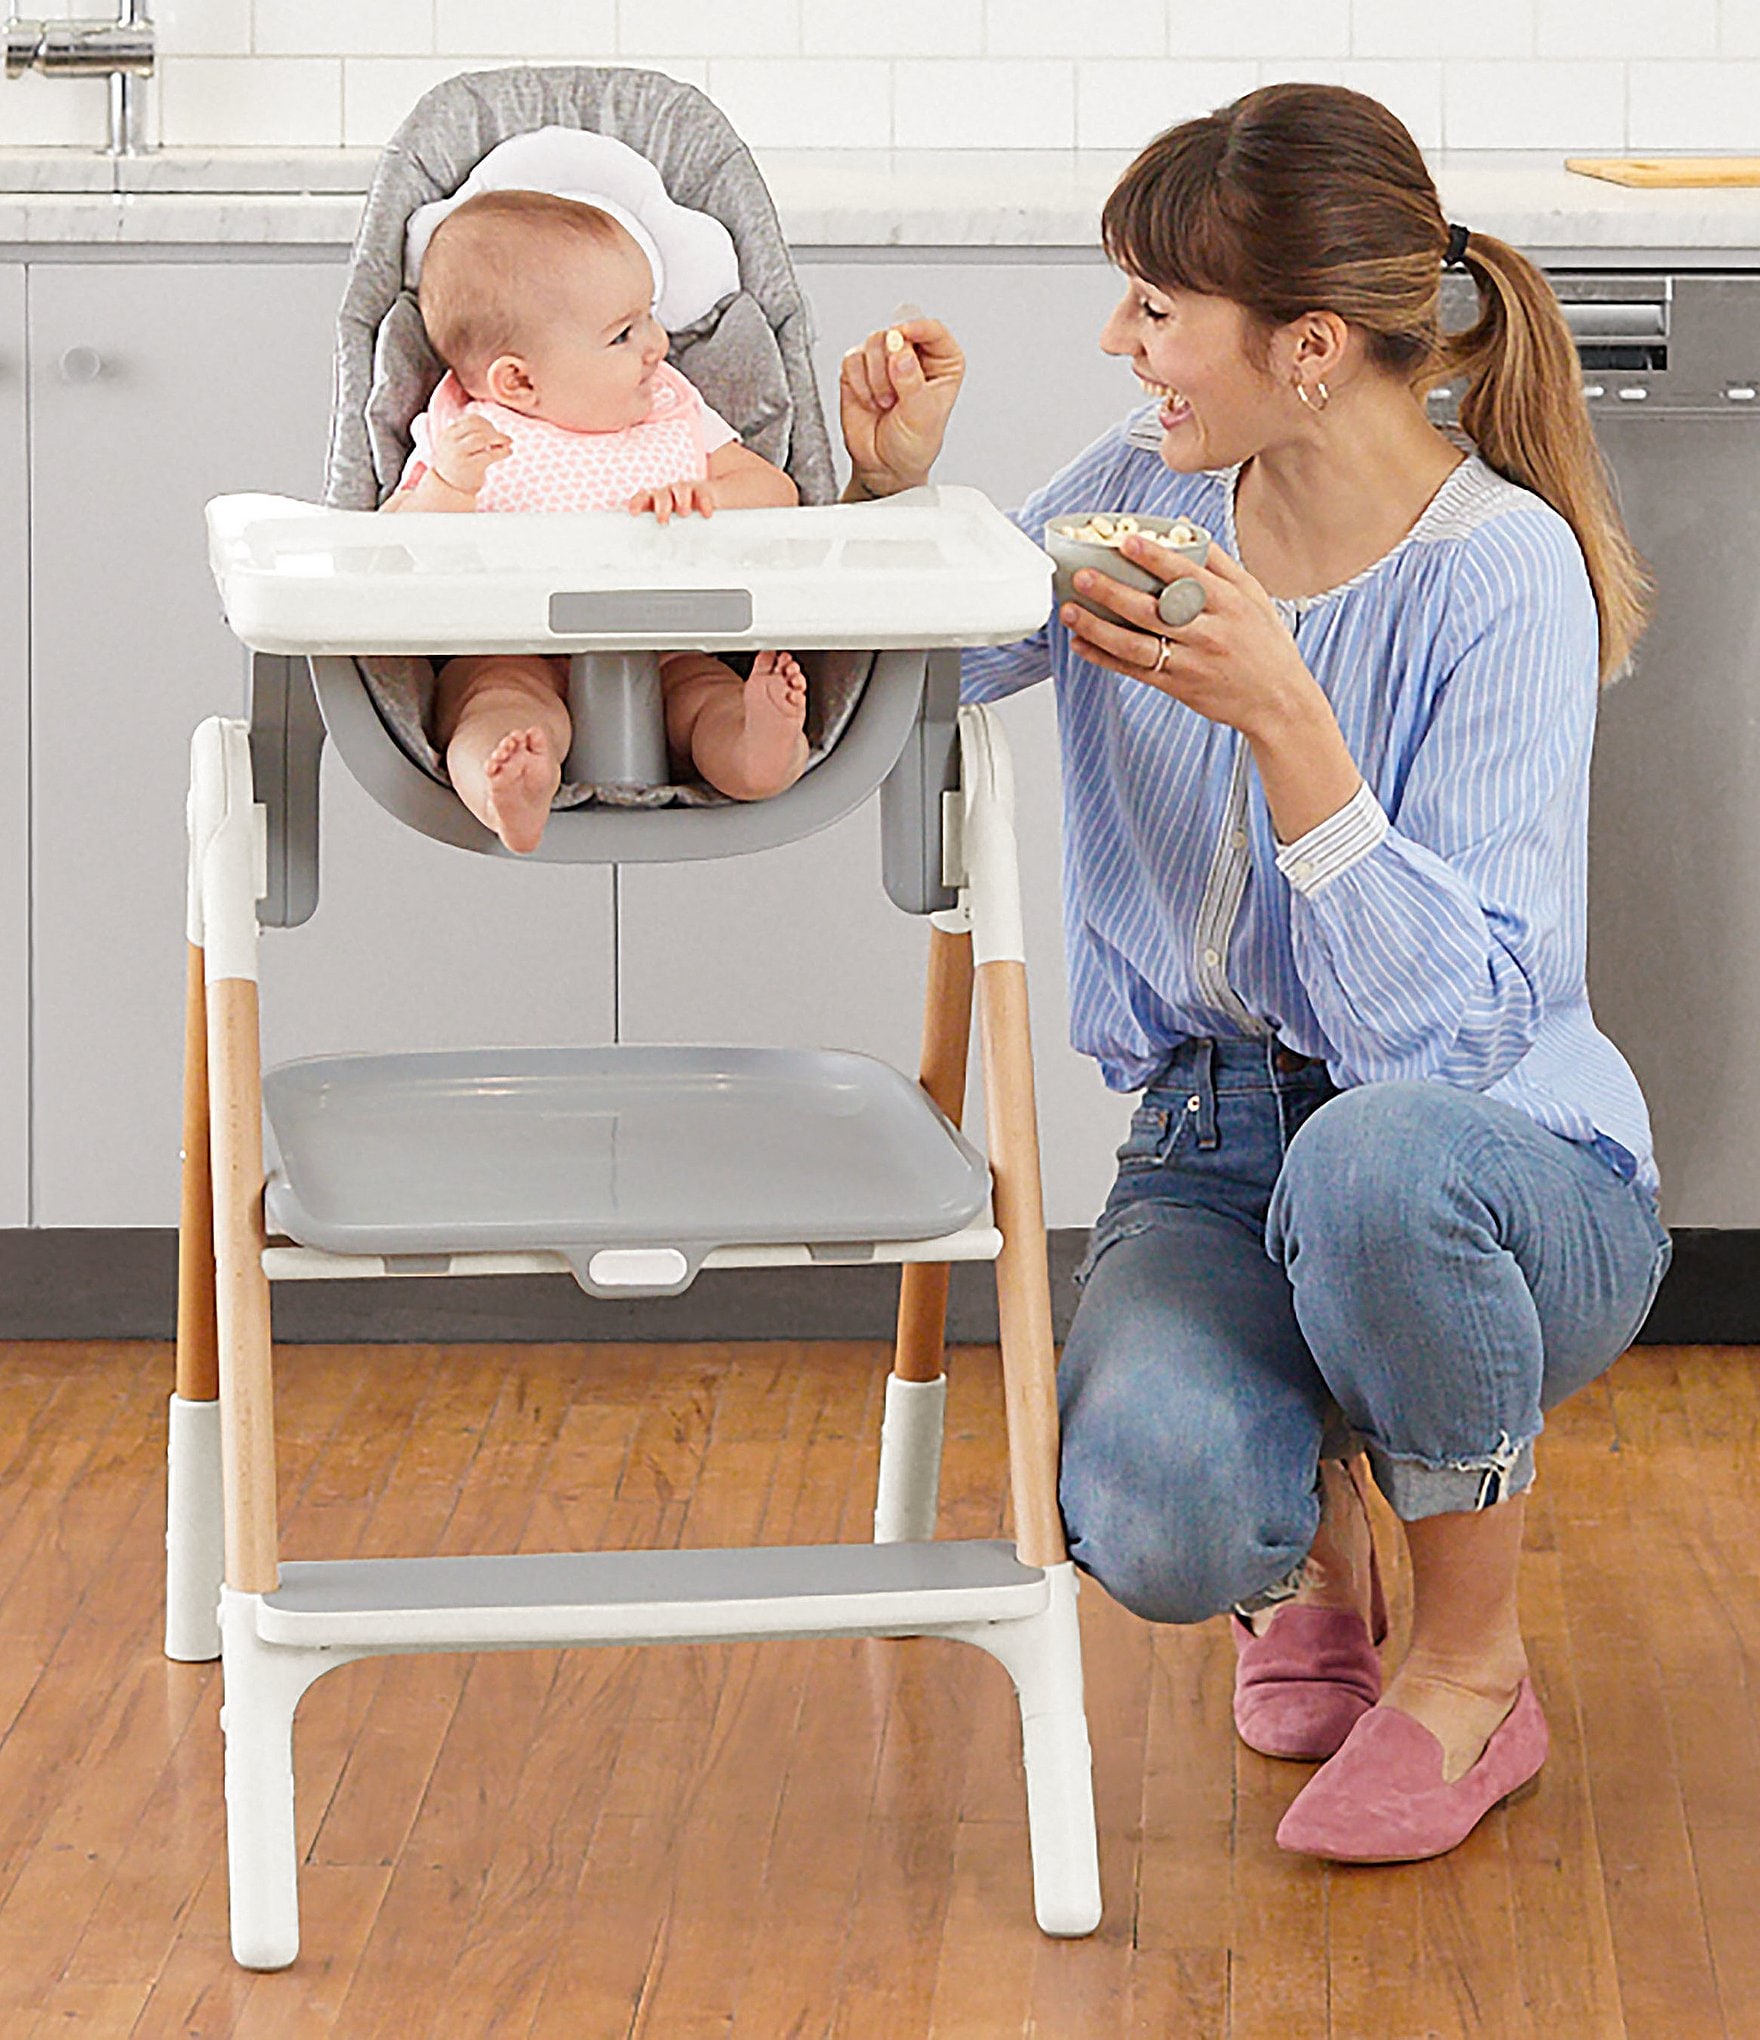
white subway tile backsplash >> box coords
[1444,59,1624,150]
[0,72,112,148]
[623,0,800,58]
[256,0,434,60]
[1538,0,1715,60]
[1629,60,1760,148]
[894,57,1074,146]
[436,2,617,59]
[1255,60,1348,89]
[155,0,252,59]
[612,56,712,90]
[1352,0,1534,61]
[985,0,1163,58]
[709,59,890,147]
[1720,0,1760,57]
[1170,0,1349,60]
[1330,61,1443,150]
[160,57,341,147]
[807,1,982,58]
[1075,61,1256,149]
[0,7,1731,154]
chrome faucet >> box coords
[6,2,155,156]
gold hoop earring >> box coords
[1296,378,1330,414]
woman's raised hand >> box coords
[839,317,965,497]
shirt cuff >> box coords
[1275,780,1390,897]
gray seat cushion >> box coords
[326,64,864,811]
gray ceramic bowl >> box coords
[1044,513,1212,631]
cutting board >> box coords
[1566,156,1760,187]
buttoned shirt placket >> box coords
[1191,735,1266,1038]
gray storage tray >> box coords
[263,1044,990,1290]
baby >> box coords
[385,188,807,852]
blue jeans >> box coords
[1057,1037,1673,1626]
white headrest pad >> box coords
[404,126,741,333]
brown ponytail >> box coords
[1438,231,1650,678]
[1101,83,1650,681]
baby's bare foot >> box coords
[735,651,809,797]
[481,726,559,853]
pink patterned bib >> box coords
[406,361,737,513]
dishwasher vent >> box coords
[1558,287,1670,372]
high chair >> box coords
[166,65,1102,1970]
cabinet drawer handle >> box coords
[58,346,103,384]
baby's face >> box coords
[500,228,670,432]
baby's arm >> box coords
[382,414,510,514]
[704,441,799,508]
[627,444,798,523]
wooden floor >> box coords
[0,1339,1756,2038]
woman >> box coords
[839,84,1672,1863]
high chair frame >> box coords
[168,673,1102,1969]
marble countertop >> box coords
[0,147,1756,257]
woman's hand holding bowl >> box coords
[839,317,965,497]
[1062,532,1324,746]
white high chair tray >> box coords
[207,485,1053,656]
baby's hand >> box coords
[429,415,512,495]
[629,478,718,524]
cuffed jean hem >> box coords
[1362,1428,1537,1522]
[1232,1563,1309,1619]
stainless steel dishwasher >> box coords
[1434,272,1760,1228]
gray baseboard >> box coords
[0,1227,1090,1344]
[1,1226,1741,1347]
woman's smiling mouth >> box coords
[1138,376,1193,427]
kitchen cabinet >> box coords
[617,256,1137,1228]
[1,267,25,1226]
[27,260,615,1226]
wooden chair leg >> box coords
[876,922,975,1542]
[177,941,219,1401]
[893,920,976,1384]
[207,974,280,1594]
[977,957,1067,1571]
[166,939,225,1660]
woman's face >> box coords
[1100,271,1290,472]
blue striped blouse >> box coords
[962,407,1658,1193]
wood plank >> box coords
[1610,1353,1760,2038]
[0,1354,151,1629]
[1132,1619,1233,2039]
[1566,155,1760,186]
[727,1361,896,2036]
[1504,1539,1625,2038]
[229,1866,395,2039]
[0,1488,201,1987]
[728,1641,884,2037]
[414,1351,735,2038]
[1552,1358,1726,2039]
[921,1818,1035,2038]
[121,1924,259,2040]
[26,1980,153,2034]
[54,1656,223,1995]
[0,1339,1750,2036]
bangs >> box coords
[1100,117,1246,301]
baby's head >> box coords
[418,188,669,432]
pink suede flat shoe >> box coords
[1273,1677,1548,1863]
[1232,1602,1383,1761]
[1232,1494,1389,1763]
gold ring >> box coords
[1151,636,1174,674]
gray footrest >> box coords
[257,1540,1047,1650]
